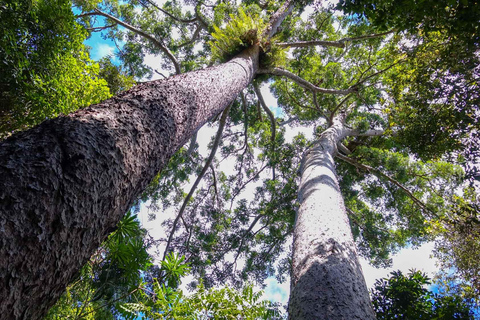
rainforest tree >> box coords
[0,0,478,319]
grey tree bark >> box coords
[288,115,376,319]
[0,46,259,320]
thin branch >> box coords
[346,128,385,137]
[240,92,249,151]
[210,164,219,207]
[254,82,276,181]
[278,40,345,49]
[258,68,354,95]
[277,30,396,49]
[279,116,298,126]
[229,164,268,211]
[86,24,116,32]
[90,9,181,74]
[176,24,203,48]
[352,59,404,88]
[141,0,197,23]
[76,287,140,319]
[336,153,439,218]
[341,30,396,43]
[231,214,263,262]
[162,104,231,261]
[256,101,264,122]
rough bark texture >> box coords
[288,116,375,319]
[0,46,259,320]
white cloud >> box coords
[263,277,290,306]
[90,43,116,61]
[360,242,438,289]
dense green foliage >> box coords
[0,0,112,138]
[372,270,474,319]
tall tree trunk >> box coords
[0,46,259,320]
[288,115,375,319]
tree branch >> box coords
[277,30,396,49]
[352,59,404,88]
[345,128,385,137]
[186,131,197,158]
[336,153,438,218]
[141,0,197,24]
[341,30,396,42]
[254,82,276,181]
[86,24,116,32]
[240,92,249,151]
[258,68,354,95]
[263,0,295,39]
[90,9,181,74]
[278,40,346,49]
[328,94,352,125]
[162,104,231,261]
[176,24,203,49]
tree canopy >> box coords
[1,0,479,318]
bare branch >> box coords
[90,9,181,74]
[240,92,249,151]
[345,128,385,137]
[209,164,219,207]
[231,214,263,262]
[280,116,298,126]
[229,164,268,211]
[258,68,354,95]
[163,104,231,261]
[352,59,405,88]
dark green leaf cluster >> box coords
[372,270,474,319]
[0,0,111,138]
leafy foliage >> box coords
[0,0,111,138]
[45,211,152,319]
[372,270,474,319]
